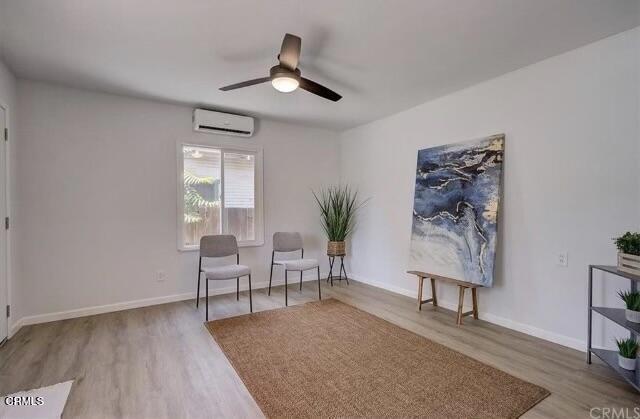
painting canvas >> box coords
[409,134,504,287]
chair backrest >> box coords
[200,235,238,258]
[273,232,303,252]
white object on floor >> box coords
[0,380,73,419]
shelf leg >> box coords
[631,279,637,339]
[587,266,592,364]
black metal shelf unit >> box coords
[588,265,640,392]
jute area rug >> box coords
[206,299,549,418]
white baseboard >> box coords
[8,318,24,338]
[9,271,585,352]
[349,273,585,352]
[8,272,326,338]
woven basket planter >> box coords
[618,252,640,276]
[327,241,346,256]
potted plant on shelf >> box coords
[618,290,640,323]
[614,232,640,276]
[615,337,638,371]
[313,185,366,256]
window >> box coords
[178,143,263,249]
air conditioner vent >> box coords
[193,109,254,137]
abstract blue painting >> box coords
[409,134,504,287]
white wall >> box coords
[13,80,340,325]
[8,28,640,350]
[0,59,18,334]
[340,28,640,350]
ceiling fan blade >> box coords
[278,33,301,70]
[299,77,342,102]
[219,77,270,91]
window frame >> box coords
[177,140,264,251]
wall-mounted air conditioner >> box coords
[193,109,254,137]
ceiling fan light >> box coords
[271,76,299,93]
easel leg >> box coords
[471,288,479,319]
[430,277,438,307]
[457,286,466,325]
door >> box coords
[0,107,7,342]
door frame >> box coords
[0,102,11,342]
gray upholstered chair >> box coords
[268,232,321,306]
[196,235,252,320]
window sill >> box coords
[178,240,265,252]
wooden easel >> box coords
[407,271,482,325]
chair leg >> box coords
[196,272,201,308]
[248,274,253,313]
[285,270,288,306]
[196,257,202,308]
[300,271,303,291]
[268,263,274,296]
[236,277,239,301]
[317,266,321,300]
[457,286,465,325]
[205,279,209,321]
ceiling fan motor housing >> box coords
[270,65,301,82]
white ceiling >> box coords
[1,0,638,131]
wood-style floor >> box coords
[1,280,638,418]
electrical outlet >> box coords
[557,252,568,267]
[156,270,166,281]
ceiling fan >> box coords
[219,33,342,102]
